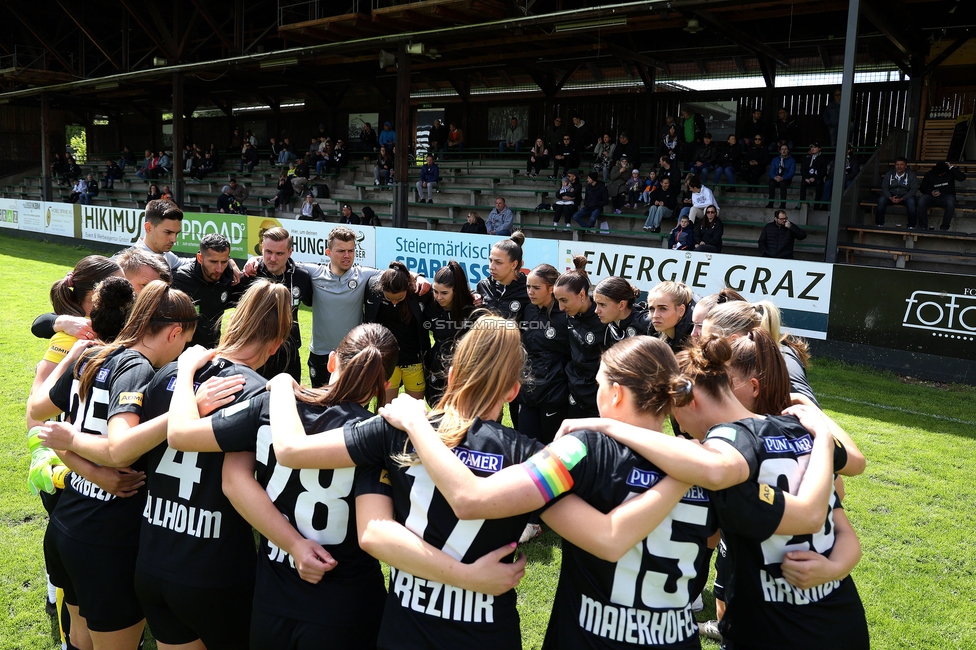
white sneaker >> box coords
[519,523,542,543]
[374,179,380,185]
[699,620,722,641]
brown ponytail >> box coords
[600,336,678,416]
[296,324,398,409]
[670,334,733,408]
[50,255,122,317]
[554,254,591,294]
[432,260,474,323]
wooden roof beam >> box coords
[924,33,971,76]
[189,0,235,53]
[9,6,75,74]
[54,0,121,70]
[693,10,788,68]
[119,0,177,62]
[860,0,922,57]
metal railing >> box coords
[835,128,909,236]
[277,0,363,26]
[0,46,47,71]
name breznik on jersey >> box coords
[391,567,495,623]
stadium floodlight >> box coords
[260,58,298,69]
[554,17,627,33]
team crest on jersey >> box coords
[626,326,636,337]
[545,327,556,339]
[626,467,662,490]
[585,332,595,345]
[96,368,110,383]
[291,286,301,298]
[220,291,228,303]
[509,300,521,312]
[118,392,143,406]
[759,483,775,505]
[347,279,358,289]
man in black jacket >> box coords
[551,134,580,179]
[545,116,568,153]
[172,234,246,348]
[250,226,314,380]
[798,142,830,208]
[570,116,595,154]
[610,132,642,171]
[572,172,610,232]
[918,161,968,230]
[741,135,769,185]
[758,210,807,259]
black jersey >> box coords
[566,302,609,412]
[604,308,653,348]
[136,359,265,587]
[519,302,571,407]
[49,347,154,546]
[425,302,472,405]
[364,275,433,366]
[477,272,530,323]
[344,415,544,649]
[172,261,246,349]
[704,416,868,650]
[528,431,716,649]
[253,258,314,378]
[212,394,388,624]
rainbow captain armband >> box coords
[523,435,587,502]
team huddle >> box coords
[24,200,870,650]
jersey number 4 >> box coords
[156,447,202,500]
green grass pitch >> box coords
[2,234,974,649]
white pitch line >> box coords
[819,394,976,427]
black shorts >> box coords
[134,568,253,649]
[713,537,727,602]
[250,599,383,650]
[44,525,143,632]
[307,352,332,389]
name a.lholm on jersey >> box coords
[142,491,222,539]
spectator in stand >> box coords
[499,116,525,153]
[268,137,282,166]
[694,206,724,253]
[429,119,448,154]
[738,108,766,148]
[798,142,829,209]
[823,89,843,147]
[102,159,122,189]
[135,150,154,181]
[713,134,742,191]
[552,175,579,231]
[193,151,214,182]
[145,184,162,207]
[291,158,309,195]
[228,178,248,206]
[526,138,549,177]
[182,145,194,172]
[573,172,610,233]
[680,107,705,165]
[160,185,174,202]
[276,142,296,167]
[607,158,634,214]
[314,145,333,177]
[299,193,326,221]
[823,144,860,202]
[361,206,380,226]
[360,122,379,153]
[446,122,464,154]
[676,175,694,221]
[156,150,171,177]
[269,171,294,211]
[766,144,796,209]
[771,108,798,154]
[461,211,488,234]
[245,129,257,146]
[657,155,679,188]
[918,162,968,231]
[216,184,238,214]
[741,134,769,186]
[875,157,918,227]
[643,176,678,233]
[759,210,807,258]
[657,124,681,166]
[208,143,221,166]
[625,169,643,208]
[379,121,396,149]
[690,133,718,180]
[229,127,242,152]
[551,134,579,179]
[67,176,86,204]
[593,133,616,181]
[339,203,360,225]
[545,116,567,153]
[570,116,595,154]
[687,175,719,222]
[485,197,514,236]
[307,137,320,156]
[50,153,65,184]
[641,170,658,204]
[669,213,694,250]
[239,143,258,173]
[118,146,136,172]
[330,139,347,174]
[659,115,679,142]
[373,145,393,186]
[610,131,641,171]
[415,154,440,203]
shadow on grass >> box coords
[810,358,976,440]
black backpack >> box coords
[314,184,330,199]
